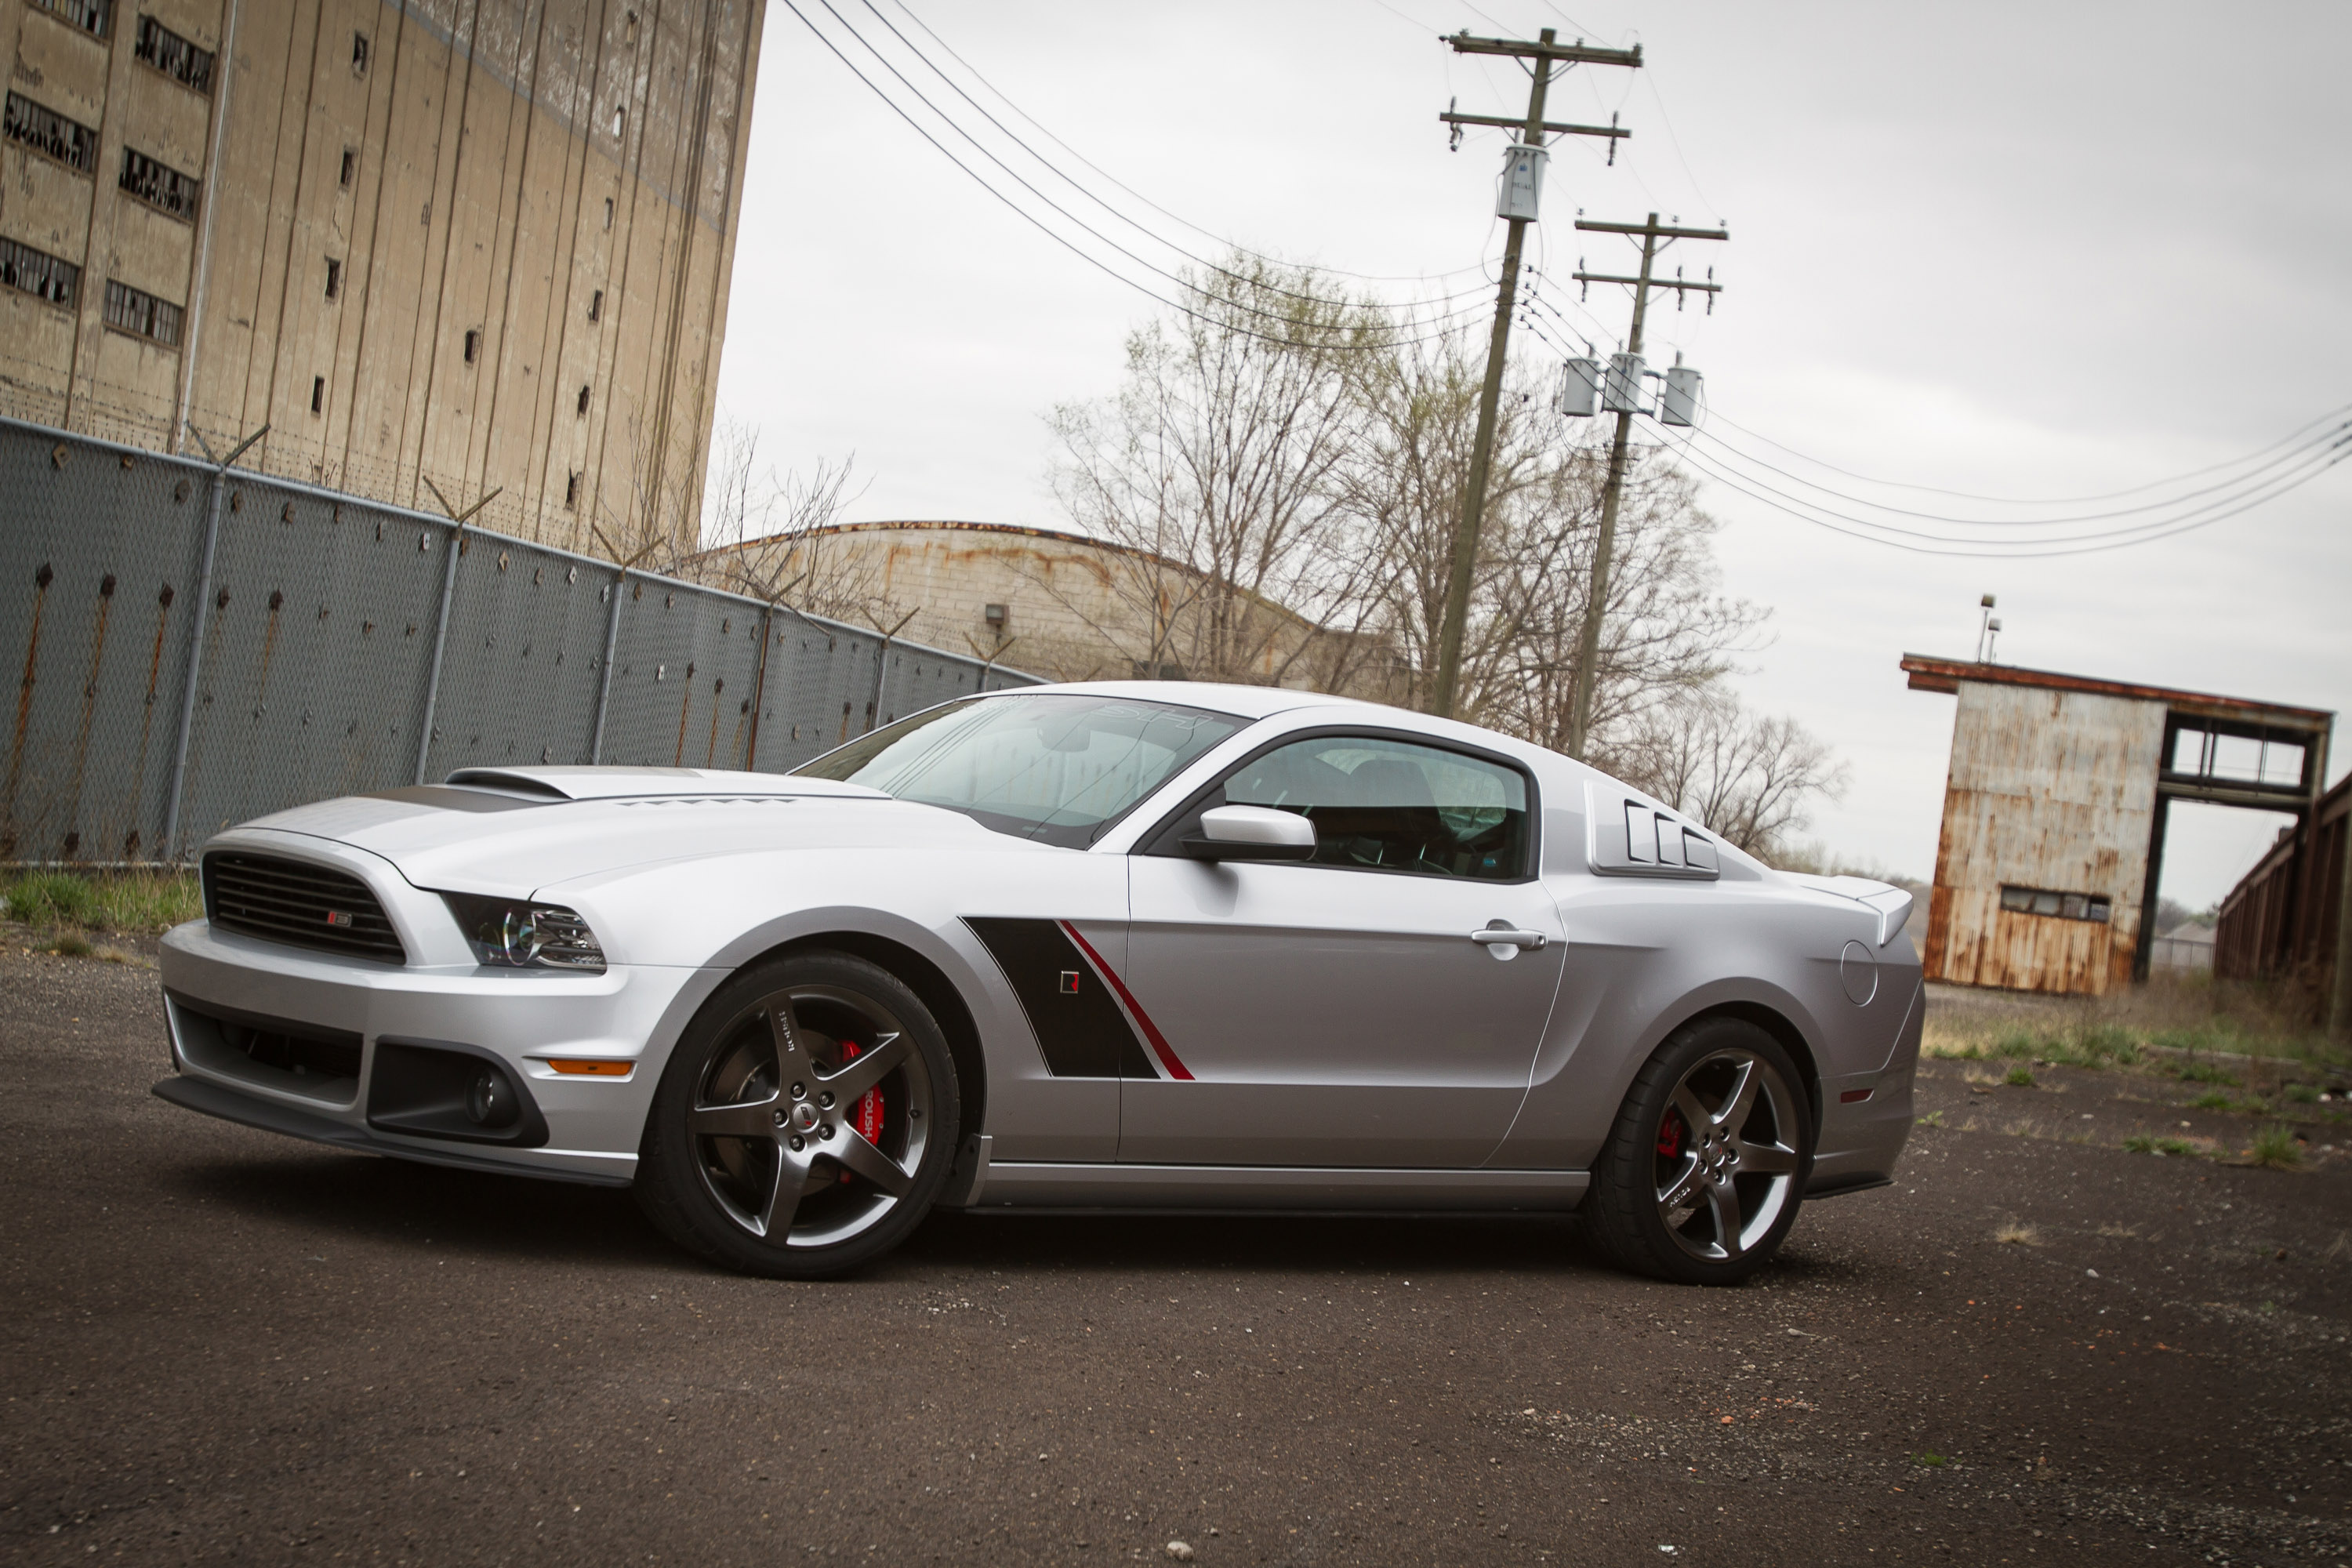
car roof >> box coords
[985,680,1372,722]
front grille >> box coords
[203,851,408,964]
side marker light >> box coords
[1839,1088,1874,1103]
[546,1059,632,1077]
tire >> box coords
[1584,1016,1813,1286]
[636,949,961,1279]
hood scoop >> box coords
[441,766,886,803]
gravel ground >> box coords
[4,944,2349,1566]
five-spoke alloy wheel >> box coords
[637,949,960,1278]
[1585,1018,1813,1285]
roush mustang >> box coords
[155,682,1921,1285]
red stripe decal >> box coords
[1058,920,1192,1082]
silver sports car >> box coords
[155,682,1921,1285]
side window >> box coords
[1221,735,1530,880]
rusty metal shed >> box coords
[1901,655,2335,998]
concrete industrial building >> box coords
[1902,654,2335,1000]
[0,0,760,551]
[696,519,1394,695]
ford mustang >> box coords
[154,682,1921,1285]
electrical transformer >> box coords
[1660,364,1704,426]
[1558,358,1600,417]
[1602,351,1645,413]
[1495,142,1548,222]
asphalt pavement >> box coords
[4,943,2349,1566]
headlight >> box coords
[440,893,607,972]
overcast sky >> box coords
[711,0,2352,908]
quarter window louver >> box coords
[204,852,408,964]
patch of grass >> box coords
[2172,1060,2241,1087]
[1913,1452,1947,1468]
[0,869,200,932]
[3,871,102,926]
[2005,1065,2036,1088]
[2123,1134,2198,1156]
[1993,1220,2040,1246]
[2286,1083,2321,1105]
[2247,1125,2303,1171]
[2096,1223,2137,1239]
[2192,1091,2234,1110]
[45,931,93,956]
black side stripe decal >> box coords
[964,917,1155,1080]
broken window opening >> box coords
[463,328,480,365]
[31,0,111,41]
[0,235,81,308]
[103,278,183,347]
[310,376,325,414]
[4,91,100,175]
[324,257,341,299]
[119,147,202,220]
[134,15,214,93]
[1999,884,2111,924]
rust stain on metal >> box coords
[1902,655,2329,735]
[126,584,176,856]
[673,661,697,766]
[703,676,724,768]
[251,590,286,725]
[5,561,57,842]
[61,573,119,860]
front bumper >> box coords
[157,916,720,1185]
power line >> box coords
[1664,425,2352,557]
[880,0,1504,294]
[1698,398,2352,506]
[775,1,1477,351]
[809,0,1492,337]
[1681,412,2352,528]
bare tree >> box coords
[1042,255,1394,689]
[668,416,877,623]
[1602,684,1849,859]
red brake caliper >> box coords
[1657,1109,1685,1158]
[837,1040,884,1182]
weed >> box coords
[2241,1096,2270,1116]
[2096,1223,2137,1239]
[2172,1060,2241,1087]
[2192,1091,2234,1110]
[2286,1083,2320,1105]
[1918,1110,1947,1128]
[2005,1065,2035,1088]
[2123,1134,2197,1156]
[2247,1125,2303,1171]
[1993,1221,2040,1246]
[0,869,200,933]
[1962,1067,2005,1089]
[5,872,102,926]
[1914,1453,1947,1468]
[46,931,93,956]
[2327,1232,2350,1262]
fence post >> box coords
[162,423,267,860]
[589,567,628,764]
[863,608,920,735]
[412,481,499,785]
[744,599,775,768]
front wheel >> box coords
[636,949,960,1279]
[1584,1018,1812,1286]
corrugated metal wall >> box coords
[0,416,1037,864]
[1924,682,2165,996]
[2216,774,2346,1003]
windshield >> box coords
[794,694,1244,848]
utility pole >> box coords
[1428,29,1641,720]
[1562,213,1727,759]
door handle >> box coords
[1470,926,1548,950]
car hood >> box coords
[230,769,1033,896]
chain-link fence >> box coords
[0,416,1040,866]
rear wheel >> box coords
[636,949,960,1278]
[1584,1018,1811,1286]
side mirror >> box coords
[1181,804,1316,862]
